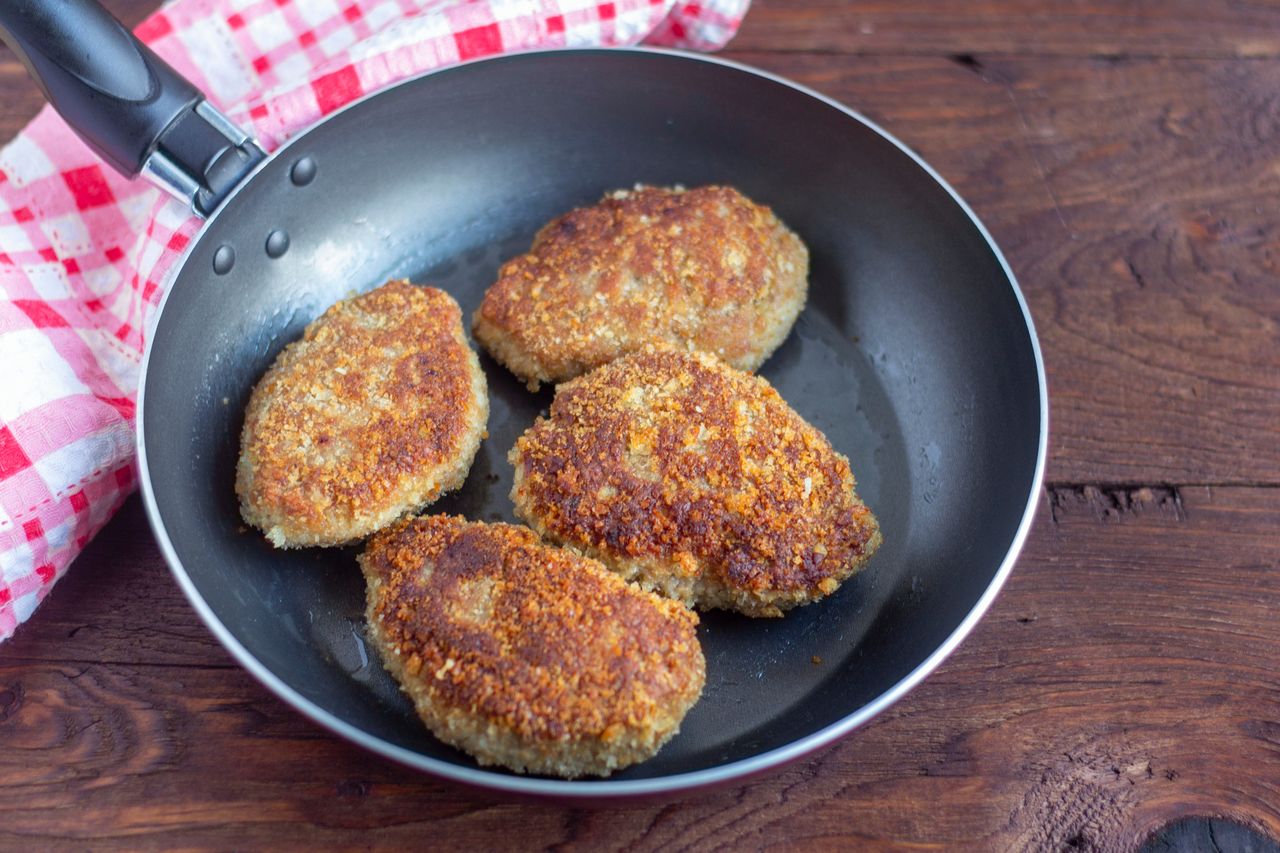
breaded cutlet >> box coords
[473,185,808,389]
[237,280,488,548]
[360,515,705,778]
[509,348,882,617]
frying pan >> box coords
[1,0,1048,797]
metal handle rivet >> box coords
[213,244,235,275]
[265,229,290,259]
[290,157,316,186]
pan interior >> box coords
[142,51,1042,785]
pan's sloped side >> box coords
[138,49,1047,797]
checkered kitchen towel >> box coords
[0,0,748,640]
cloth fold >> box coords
[0,0,748,640]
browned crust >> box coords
[236,281,488,548]
[360,515,705,777]
[473,185,808,387]
[509,348,882,617]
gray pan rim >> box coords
[137,46,1049,798]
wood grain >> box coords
[39,0,1280,60]
[731,0,1280,59]
[3,490,1280,850]
[3,1,1280,849]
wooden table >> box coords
[3,2,1279,850]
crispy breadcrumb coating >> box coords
[474,185,808,388]
[510,348,881,617]
[237,281,488,548]
[361,515,705,778]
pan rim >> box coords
[137,46,1049,798]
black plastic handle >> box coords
[0,0,265,215]
[0,0,200,177]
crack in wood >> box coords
[1208,820,1224,853]
[0,684,22,723]
[0,657,239,672]
[1000,76,1073,235]
[1046,484,1186,523]
[1005,741,1176,852]
[1141,817,1280,853]
[949,53,986,74]
[334,778,372,799]
[1126,258,1148,288]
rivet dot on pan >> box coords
[265,230,290,259]
[290,157,317,186]
[212,244,235,275]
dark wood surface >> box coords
[3,2,1279,850]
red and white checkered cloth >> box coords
[0,0,748,640]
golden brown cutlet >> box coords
[236,280,488,548]
[360,514,706,778]
[509,348,882,617]
[473,185,808,389]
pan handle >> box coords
[0,0,264,216]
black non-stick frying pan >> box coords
[2,0,1047,797]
